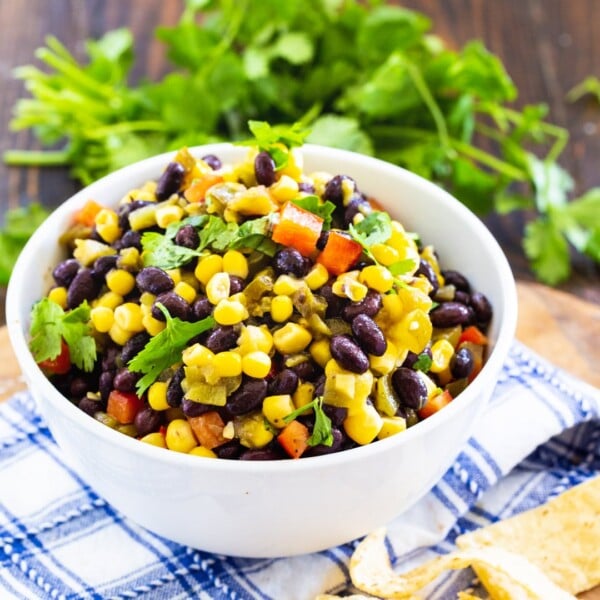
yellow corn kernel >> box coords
[73,239,116,267]
[420,245,443,286]
[278,147,304,180]
[241,351,272,379]
[332,274,367,302]
[370,243,399,266]
[430,339,455,373]
[174,281,197,304]
[263,394,295,428]
[148,381,170,411]
[412,276,433,296]
[273,274,303,296]
[139,432,167,448]
[388,308,433,355]
[189,446,217,458]
[213,351,242,377]
[388,222,420,259]
[155,204,184,228]
[140,292,156,307]
[95,208,122,243]
[380,294,404,323]
[213,299,248,325]
[273,322,313,355]
[165,419,198,453]
[309,171,333,197]
[309,338,332,368]
[269,175,299,202]
[230,186,278,216]
[343,402,383,445]
[397,285,432,313]
[369,340,403,376]
[165,268,182,285]
[108,322,133,346]
[222,250,249,279]
[359,265,394,293]
[229,292,247,306]
[118,247,141,270]
[234,412,274,449]
[293,382,315,409]
[205,272,231,305]
[182,343,215,367]
[106,269,136,296]
[180,270,201,291]
[195,254,223,286]
[142,314,166,336]
[377,416,407,440]
[114,302,144,332]
[237,324,273,355]
[304,263,329,290]
[48,286,68,309]
[96,291,123,310]
[270,295,294,323]
[90,306,114,333]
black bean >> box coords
[323,405,347,428]
[98,370,115,402]
[430,302,474,328]
[297,181,314,194]
[214,439,243,460]
[254,151,276,186]
[102,346,121,371]
[113,368,139,392]
[289,359,319,382]
[152,291,190,321]
[228,275,246,295]
[156,161,186,201]
[304,428,344,457]
[451,347,474,379]
[454,290,470,305]
[53,259,80,288]
[136,267,174,295]
[469,291,493,326]
[226,377,268,415]
[343,196,369,227]
[401,347,432,370]
[318,281,347,318]
[134,407,163,437]
[118,200,152,230]
[114,230,142,251]
[167,367,185,408]
[416,259,440,294]
[204,326,239,353]
[174,224,199,249]
[121,332,150,364]
[323,174,356,206]
[391,368,428,410]
[316,230,329,251]
[182,398,214,418]
[442,269,471,293]
[268,369,299,395]
[70,377,89,399]
[91,255,118,280]
[313,374,326,397]
[273,247,308,277]
[78,396,104,417]
[201,154,222,171]
[240,446,285,460]
[191,296,213,321]
[351,314,387,357]
[330,335,369,374]
[67,268,99,309]
[342,290,382,322]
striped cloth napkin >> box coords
[0,340,599,600]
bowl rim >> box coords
[6,142,517,473]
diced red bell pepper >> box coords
[38,339,71,375]
[316,229,363,275]
[188,411,227,449]
[184,174,223,203]
[277,419,310,459]
[271,202,323,257]
[418,389,453,419]
[458,325,488,347]
[74,200,103,227]
[107,391,144,425]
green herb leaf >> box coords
[29,298,96,371]
[523,217,570,285]
[283,396,333,447]
[141,231,202,269]
[128,303,216,395]
[292,195,336,229]
[412,352,433,372]
[566,76,600,103]
[349,211,392,249]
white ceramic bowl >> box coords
[6,144,517,558]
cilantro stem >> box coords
[3,149,70,166]
[88,120,168,138]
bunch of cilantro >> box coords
[4,0,600,285]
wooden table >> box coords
[0,1,598,597]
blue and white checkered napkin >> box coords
[1,340,599,600]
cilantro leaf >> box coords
[412,352,433,372]
[283,396,333,447]
[198,216,239,251]
[229,215,279,256]
[566,76,600,104]
[523,217,570,285]
[128,303,216,395]
[29,298,96,371]
[141,231,202,269]
[349,211,392,249]
[292,196,336,230]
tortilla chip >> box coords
[456,476,600,594]
[349,528,575,599]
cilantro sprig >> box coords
[29,298,96,372]
[283,396,333,447]
[128,303,216,396]
[5,1,600,284]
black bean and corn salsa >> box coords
[29,134,492,460]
